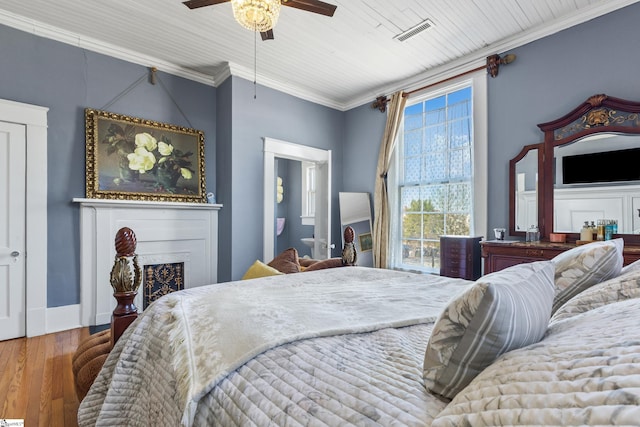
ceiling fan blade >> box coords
[183,0,230,10]
[261,29,275,41]
[282,0,337,17]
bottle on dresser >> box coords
[596,220,605,241]
[526,225,540,243]
[580,221,593,242]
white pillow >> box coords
[431,297,640,426]
[551,238,623,314]
[621,257,640,275]
[423,261,555,400]
[551,268,640,322]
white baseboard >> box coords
[46,304,82,334]
[26,307,46,337]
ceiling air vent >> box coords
[394,18,434,42]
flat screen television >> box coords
[562,147,640,184]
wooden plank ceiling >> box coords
[0,0,636,109]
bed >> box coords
[78,238,640,426]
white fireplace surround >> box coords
[74,198,221,326]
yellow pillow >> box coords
[242,260,285,280]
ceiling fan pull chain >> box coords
[254,22,258,100]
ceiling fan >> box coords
[183,0,337,40]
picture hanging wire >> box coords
[99,67,194,128]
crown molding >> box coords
[342,0,640,111]
[0,6,343,110]
[217,62,344,110]
[212,63,233,86]
[0,0,637,112]
[0,9,216,87]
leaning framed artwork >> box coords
[358,232,373,252]
[85,108,206,203]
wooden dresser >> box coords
[440,236,482,280]
[481,240,640,274]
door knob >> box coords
[10,251,20,257]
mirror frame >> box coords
[509,142,544,237]
[537,94,640,243]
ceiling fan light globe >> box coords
[231,0,281,32]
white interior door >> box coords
[313,158,331,259]
[0,121,26,341]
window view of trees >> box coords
[398,86,473,272]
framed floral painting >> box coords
[85,108,206,203]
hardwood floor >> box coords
[0,327,90,426]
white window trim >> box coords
[389,72,487,271]
[301,161,315,225]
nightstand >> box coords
[439,236,482,280]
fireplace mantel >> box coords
[73,198,222,325]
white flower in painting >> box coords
[180,168,192,179]
[158,141,174,156]
[135,132,158,152]
[127,147,156,173]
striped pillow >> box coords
[551,238,623,314]
[423,261,555,400]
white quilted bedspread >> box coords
[194,323,449,426]
[432,296,640,426]
[78,267,470,426]
[79,265,640,426]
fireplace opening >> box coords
[143,262,185,309]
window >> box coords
[390,77,487,273]
[301,161,316,225]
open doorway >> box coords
[263,137,331,262]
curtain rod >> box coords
[403,64,486,98]
[372,53,516,112]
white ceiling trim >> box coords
[0,7,341,109]
[219,62,344,110]
[0,8,216,87]
[342,0,640,110]
[1,0,638,111]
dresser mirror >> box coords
[553,133,640,234]
[509,143,543,236]
[537,94,640,242]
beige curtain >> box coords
[373,91,407,268]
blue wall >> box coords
[215,78,233,282]
[218,76,344,281]
[2,0,639,308]
[343,2,640,240]
[0,24,216,307]
[343,102,386,196]
[486,2,640,235]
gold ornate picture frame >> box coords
[85,108,206,203]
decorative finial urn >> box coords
[110,227,142,293]
[115,226,137,257]
[341,226,358,266]
[343,226,355,244]
[110,227,142,345]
